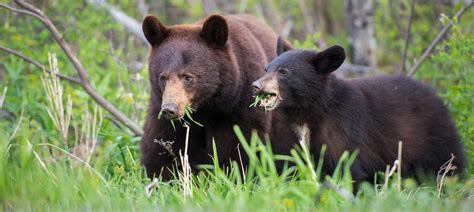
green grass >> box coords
[250,93,270,108]
[1,123,473,210]
[184,106,203,127]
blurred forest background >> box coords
[0,0,473,210]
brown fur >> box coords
[140,14,293,180]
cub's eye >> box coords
[278,68,289,76]
[183,75,193,83]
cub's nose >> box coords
[252,80,263,94]
[161,103,179,119]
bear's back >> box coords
[216,15,279,66]
[347,75,466,175]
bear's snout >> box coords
[161,103,179,119]
[160,77,191,120]
[252,79,263,94]
[252,74,280,96]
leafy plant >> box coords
[415,18,474,174]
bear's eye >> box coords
[278,68,289,76]
[183,75,193,83]
[159,74,167,81]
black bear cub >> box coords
[252,37,466,185]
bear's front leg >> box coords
[141,107,208,180]
[140,116,183,180]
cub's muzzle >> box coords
[252,79,263,94]
[251,74,282,110]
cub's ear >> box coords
[276,36,293,56]
[312,45,345,74]
[201,15,228,47]
[142,15,169,46]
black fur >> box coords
[261,45,467,185]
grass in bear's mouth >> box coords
[157,106,203,130]
[250,93,271,108]
[183,106,203,127]
[250,93,279,112]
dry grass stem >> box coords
[41,53,73,147]
[383,165,390,190]
[397,141,403,192]
[383,159,399,190]
[179,123,193,198]
[236,143,246,182]
[0,87,7,109]
[72,104,102,164]
[382,141,403,192]
[437,153,456,198]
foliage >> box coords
[415,19,474,174]
[0,1,148,172]
[1,122,473,210]
[0,0,473,210]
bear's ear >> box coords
[276,36,292,56]
[312,45,345,74]
[142,15,169,46]
[201,15,228,47]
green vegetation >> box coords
[0,0,473,210]
[184,106,203,127]
[250,93,271,108]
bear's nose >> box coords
[252,80,263,94]
[161,103,179,119]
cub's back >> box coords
[348,75,465,173]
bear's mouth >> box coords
[253,92,282,111]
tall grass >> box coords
[2,121,473,210]
[1,54,472,210]
[41,53,73,147]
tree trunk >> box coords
[313,0,327,34]
[202,0,218,15]
[136,0,149,17]
[345,0,377,69]
[259,0,283,33]
[216,0,238,13]
[298,0,315,35]
[87,0,148,46]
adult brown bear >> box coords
[252,38,466,185]
[140,14,296,180]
